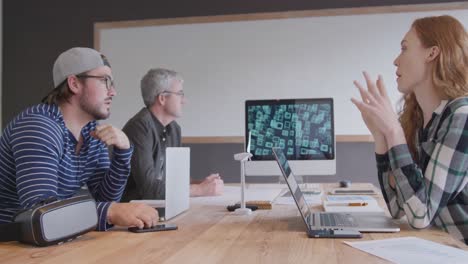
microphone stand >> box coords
[233,152,253,215]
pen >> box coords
[327,202,368,207]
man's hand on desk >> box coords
[190,173,224,197]
[107,203,159,229]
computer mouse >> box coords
[339,180,352,188]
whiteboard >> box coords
[99,9,468,136]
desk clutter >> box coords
[220,185,380,212]
[227,200,273,211]
[227,204,258,212]
[241,200,272,210]
[264,186,382,213]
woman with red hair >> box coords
[352,15,468,244]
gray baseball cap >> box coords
[52,47,111,88]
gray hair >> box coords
[140,68,183,107]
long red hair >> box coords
[399,15,468,159]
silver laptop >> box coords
[272,147,400,236]
[131,147,190,221]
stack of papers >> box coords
[323,195,383,213]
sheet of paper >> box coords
[344,237,468,264]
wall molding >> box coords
[94,2,468,50]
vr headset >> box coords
[0,192,98,247]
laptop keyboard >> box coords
[319,213,358,227]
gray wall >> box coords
[2,0,460,127]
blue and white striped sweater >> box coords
[0,104,133,231]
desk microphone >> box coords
[234,152,252,161]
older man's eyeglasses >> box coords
[162,91,185,98]
[76,75,115,91]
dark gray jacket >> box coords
[121,107,181,201]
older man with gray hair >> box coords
[122,68,223,202]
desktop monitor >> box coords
[245,98,335,176]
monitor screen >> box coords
[245,98,334,162]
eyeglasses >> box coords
[76,74,115,91]
[161,91,185,98]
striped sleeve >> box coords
[388,107,468,229]
[96,202,113,231]
[9,114,63,209]
[87,145,133,231]
[86,145,133,202]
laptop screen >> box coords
[272,147,312,222]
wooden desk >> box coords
[1,183,466,263]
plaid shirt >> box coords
[376,98,468,245]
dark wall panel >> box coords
[186,142,379,186]
[2,0,458,188]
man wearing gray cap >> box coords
[0,47,158,231]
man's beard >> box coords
[79,94,111,120]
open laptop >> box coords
[131,147,190,221]
[272,147,400,238]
